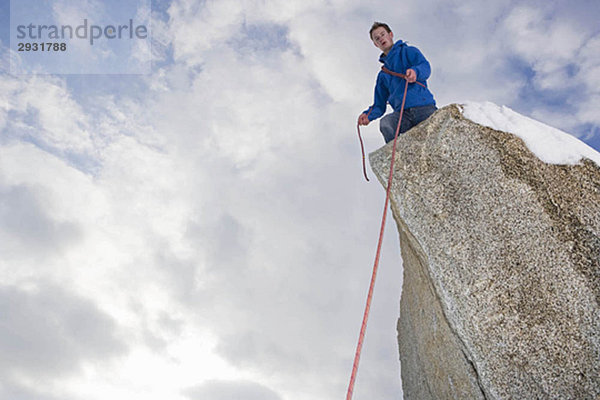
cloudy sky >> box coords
[1,0,599,399]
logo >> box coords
[10,0,151,75]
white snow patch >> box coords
[461,101,600,166]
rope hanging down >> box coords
[356,106,373,181]
[347,74,410,400]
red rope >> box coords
[357,106,373,181]
[381,66,427,88]
[356,124,370,181]
[347,77,410,400]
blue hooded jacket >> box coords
[364,40,436,121]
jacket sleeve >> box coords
[364,72,389,121]
[406,45,431,82]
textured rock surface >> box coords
[369,104,600,400]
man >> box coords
[358,22,437,143]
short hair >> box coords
[369,22,392,39]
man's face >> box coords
[371,27,394,53]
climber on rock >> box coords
[358,22,437,143]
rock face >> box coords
[369,104,600,400]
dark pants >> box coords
[379,104,437,143]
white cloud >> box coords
[168,0,245,63]
[579,35,600,88]
[0,283,126,399]
[501,5,584,90]
[574,35,600,126]
[2,74,93,153]
[492,3,600,135]
[184,379,282,400]
[0,284,126,375]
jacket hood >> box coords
[379,40,405,63]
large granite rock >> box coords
[369,104,600,399]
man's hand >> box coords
[405,68,417,83]
[358,113,370,126]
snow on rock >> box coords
[461,101,600,166]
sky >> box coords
[1,0,599,399]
